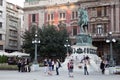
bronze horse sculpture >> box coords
[78,8,89,33]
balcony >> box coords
[91,33,107,41]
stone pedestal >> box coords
[109,67,116,74]
[105,68,110,75]
[31,64,40,71]
[76,33,92,46]
[72,33,97,54]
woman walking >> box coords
[67,59,74,77]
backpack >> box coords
[69,62,73,69]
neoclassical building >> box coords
[24,0,120,63]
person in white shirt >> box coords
[52,60,55,71]
[43,58,48,75]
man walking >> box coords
[84,63,89,75]
[100,60,105,74]
[55,59,61,75]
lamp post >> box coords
[64,40,70,56]
[106,32,116,67]
[32,31,40,64]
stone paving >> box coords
[0,67,120,80]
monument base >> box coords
[31,64,40,71]
[61,33,101,72]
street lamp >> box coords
[32,31,40,64]
[64,40,70,55]
[106,32,116,67]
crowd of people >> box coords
[66,55,110,77]
[16,56,110,77]
[42,55,90,78]
[43,58,61,75]
[17,58,31,72]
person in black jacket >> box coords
[100,60,105,74]
[84,63,89,75]
[17,59,21,72]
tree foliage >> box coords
[22,25,70,60]
[113,40,120,65]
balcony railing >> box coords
[24,0,79,8]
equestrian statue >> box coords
[78,8,89,33]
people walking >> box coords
[67,59,74,77]
[47,59,52,75]
[100,60,106,74]
[84,63,89,75]
[55,59,61,75]
[52,60,55,71]
[21,58,25,72]
[83,56,89,75]
[43,58,48,75]
[24,58,30,72]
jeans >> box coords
[56,67,59,75]
[84,68,89,75]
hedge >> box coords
[0,55,8,63]
[0,63,18,70]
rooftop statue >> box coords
[78,8,89,33]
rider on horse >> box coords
[78,8,89,33]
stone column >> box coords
[115,3,120,32]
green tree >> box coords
[113,40,120,65]
[41,25,69,59]
[22,26,41,59]
[22,25,70,61]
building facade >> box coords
[79,0,120,60]
[24,0,120,63]
[5,2,23,52]
[0,0,6,50]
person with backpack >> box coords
[67,59,74,77]
[55,59,61,75]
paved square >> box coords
[0,67,120,80]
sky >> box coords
[6,0,25,7]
